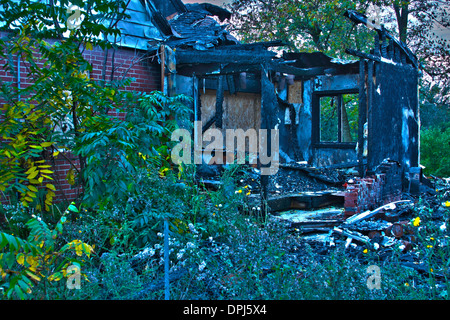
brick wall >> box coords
[1,36,161,204]
[344,161,403,218]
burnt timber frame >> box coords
[170,9,420,201]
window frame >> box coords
[312,89,359,149]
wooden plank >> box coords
[367,60,374,171]
[215,75,224,128]
[346,48,384,64]
[176,49,276,65]
[291,220,342,230]
[202,114,216,133]
[381,32,388,57]
[333,227,371,245]
[267,191,344,212]
[288,81,303,104]
[357,59,367,176]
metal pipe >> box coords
[164,218,170,300]
[17,54,21,100]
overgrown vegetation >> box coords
[0,0,449,301]
[420,126,450,177]
[1,166,450,300]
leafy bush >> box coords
[74,91,191,208]
[0,203,94,300]
[420,126,450,177]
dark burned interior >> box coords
[132,0,423,214]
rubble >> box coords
[271,173,450,260]
[275,199,417,251]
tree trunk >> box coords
[394,4,409,43]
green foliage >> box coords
[0,28,58,209]
[0,0,192,209]
[319,93,358,142]
[0,0,130,209]
[229,0,374,57]
[420,126,450,177]
[75,91,191,207]
[0,202,93,300]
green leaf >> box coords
[14,285,25,300]
[5,252,15,269]
[67,203,79,212]
[17,279,30,292]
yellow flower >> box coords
[413,217,421,227]
[404,282,409,287]
[427,245,433,248]
[430,268,434,273]
[246,191,251,196]
[363,249,368,254]
[444,201,450,207]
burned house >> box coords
[110,0,422,211]
[0,0,421,208]
[149,2,420,208]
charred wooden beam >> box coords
[346,48,416,71]
[357,59,367,176]
[374,33,381,57]
[367,60,374,170]
[388,39,395,60]
[202,114,216,133]
[215,75,224,128]
[220,63,263,75]
[226,74,237,95]
[346,48,385,64]
[176,49,276,65]
[381,32,388,57]
[176,63,221,77]
[344,10,419,69]
[269,61,338,77]
[217,40,286,51]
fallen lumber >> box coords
[268,191,344,212]
[344,200,413,225]
[332,227,371,245]
[291,219,343,230]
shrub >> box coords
[420,126,450,177]
[0,203,94,300]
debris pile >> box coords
[338,200,415,251]
[344,160,403,218]
[275,199,418,252]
